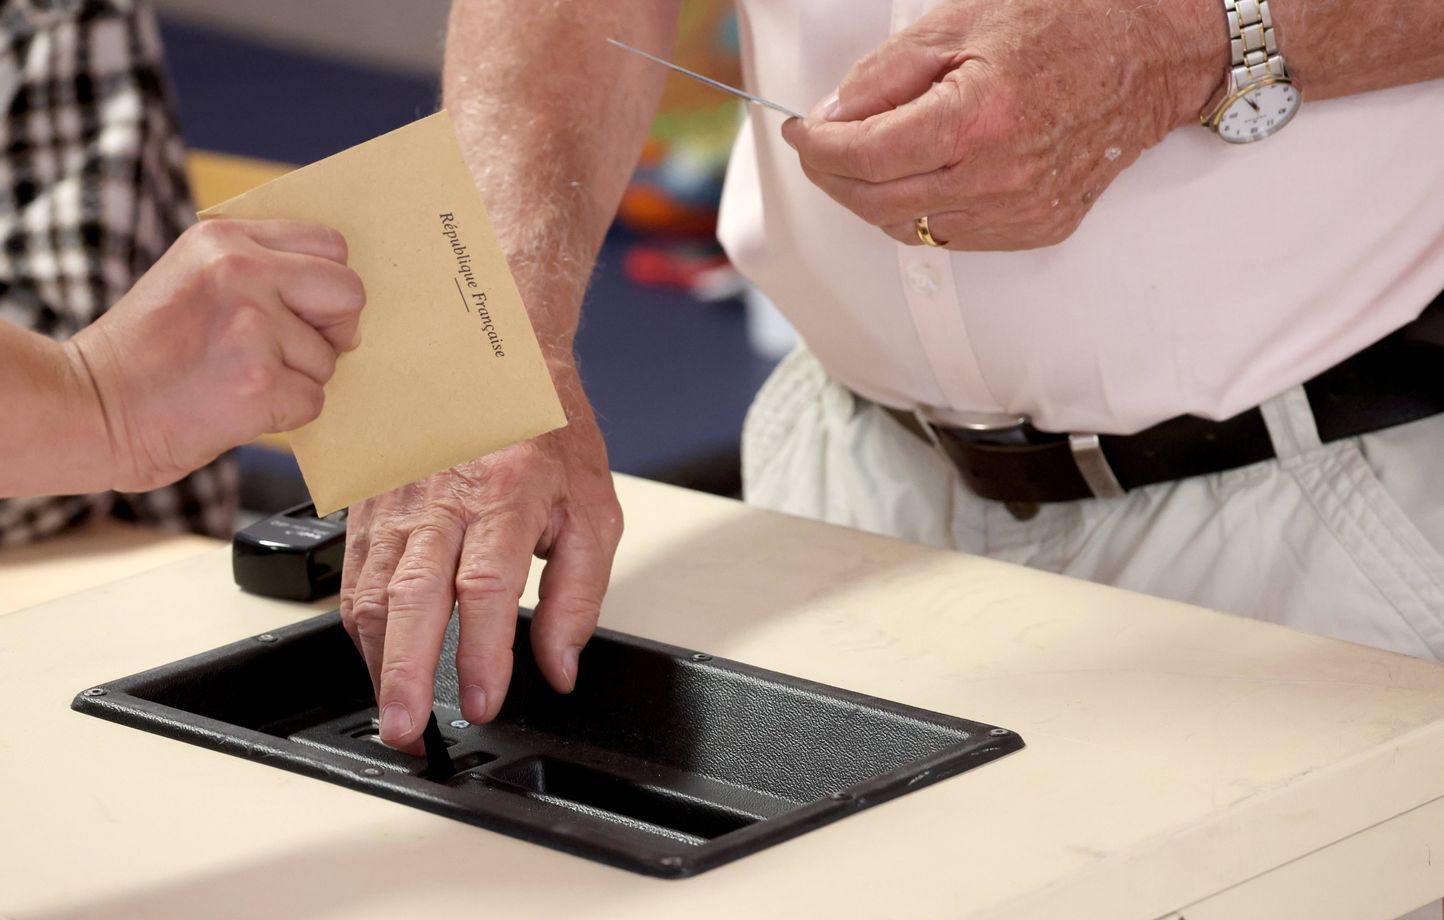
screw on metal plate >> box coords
[449,719,470,730]
[989,728,1009,736]
[659,856,684,869]
[257,634,278,644]
[361,767,382,777]
[83,687,107,697]
[689,653,712,662]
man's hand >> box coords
[67,219,365,492]
[339,377,622,753]
[337,0,678,753]
[781,0,1219,250]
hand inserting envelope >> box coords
[201,112,567,515]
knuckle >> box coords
[478,462,527,499]
[315,224,348,263]
[205,248,262,289]
[186,219,234,249]
[386,569,446,610]
[925,168,960,207]
[297,384,325,423]
[544,595,604,625]
[378,658,421,692]
[454,566,520,607]
[315,348,338,380]
[348,585,391,625]
[234,356,277,400]
[845,126,884,181]
[455,647,512,677]
[848,184,889,226]
[337,267,366,312]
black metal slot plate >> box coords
[73,610,1023,877]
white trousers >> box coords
[742,347,1444,920]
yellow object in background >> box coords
[187,150,292,211]
[658,0,743,114]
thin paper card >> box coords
[201,111,567,515]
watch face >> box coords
[1218,80,1301,143]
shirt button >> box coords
[905,260,939,296]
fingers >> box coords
[263,365,326,433]
[196,219,365,352]
[530,514,617,696]
[879,207,1064,252]
[829,31,955,123]
[786,75,980,183]
[374,517,466,750]
[801,161,972,229]
[346,525,409,726]
[266,299,338,385]
[339,500,375,659]
[269,250,367,352]
[453,509,543,724]
[232,218,350,265]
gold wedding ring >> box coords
[914,214,946,247]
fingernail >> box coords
[462,684,487,721]
[562,646,582,692]
[380,702,413,740]
[810,91,839,121]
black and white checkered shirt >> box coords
[0,0,236,547]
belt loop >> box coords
[1258,385,1323,463]
[912,408,945,451]
[1068,433,1126,499]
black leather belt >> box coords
[884,294,1444,505]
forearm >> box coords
[0,322,115,497]
[442,0,681,375]
[1169,0,1444,121]
[1276,0,1444,99]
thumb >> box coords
[825,30,955,123]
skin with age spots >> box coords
[354,0,1444,756]
[782,0,1444,251]
[781,0,1221,251]
[339,0,682,754]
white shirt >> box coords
[717,0,1444,434]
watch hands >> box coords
[1244,95,1261,113]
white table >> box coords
[4,475,1444,919]
[0,519,220,618]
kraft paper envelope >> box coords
[201,111,567,515]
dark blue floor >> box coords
[158,18,775,505]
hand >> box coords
[66,219,365,492]
[781,0,1219,250]
[338,379,622,753]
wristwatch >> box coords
[1200,0,1301,143]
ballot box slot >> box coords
[481,755,766,842]
[75,609,1023,878]
[285,710,479,775]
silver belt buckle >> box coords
[912,409,1031,449]
[913,409,1127,501]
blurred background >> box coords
[153,0,795,516]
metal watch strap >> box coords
[1225,0,1288,84]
